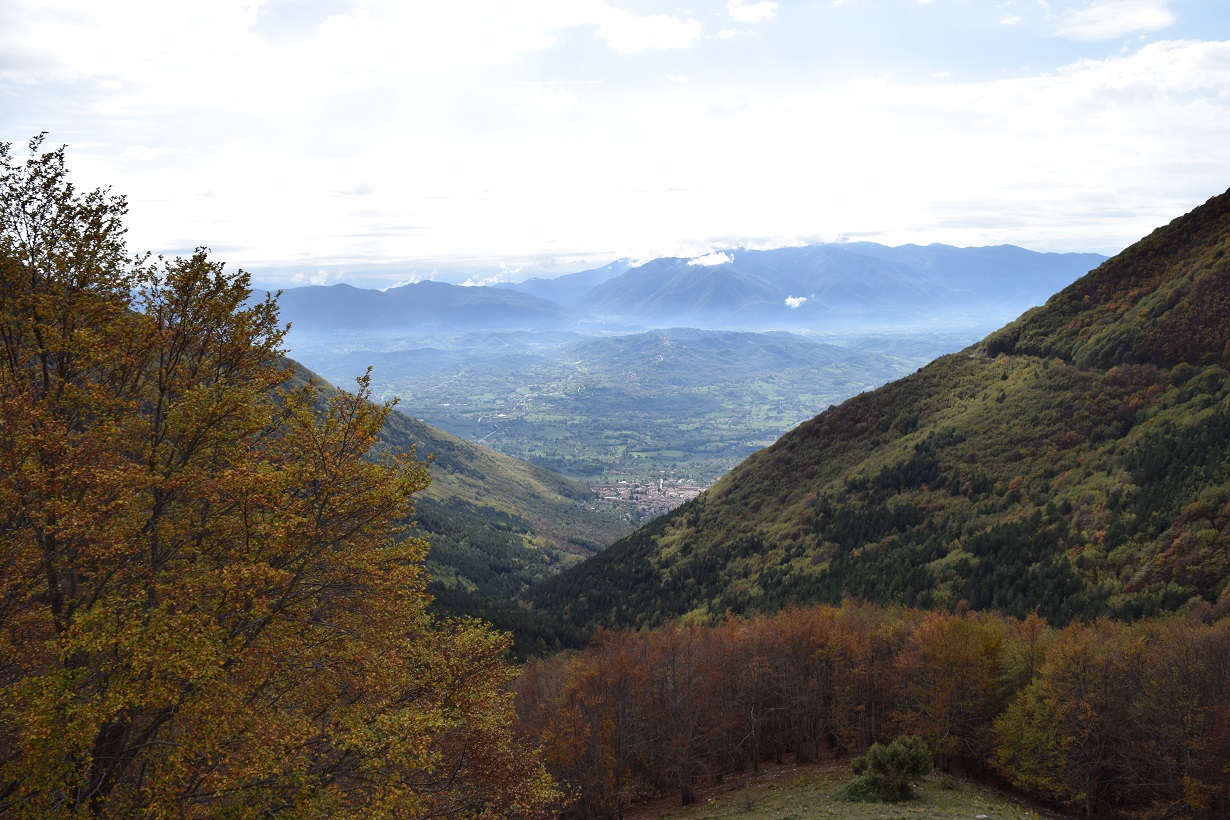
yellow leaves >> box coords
[1,141,553,815]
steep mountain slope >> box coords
[286,362,632,649]
[527,188,1230,630]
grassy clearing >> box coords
[628,762,1065,820]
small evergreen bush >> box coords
[841,736,933,802]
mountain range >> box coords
[526,187,1230,630]
[275,279,570,332]
[270,242,1105,337]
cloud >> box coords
[1049,39,1230,101]
[1001,15,1024,25]
[727,1,777,24]
[331,182,374,196]
[594,9,702,53]
[121,145,177,162]
[292,268,339,286]
[461,263,525,287]
[1051,0,1175,42]
[514,83,579,119]
[381,274,432,290]
[6,0,1228,283]
[785,295,806,308]
[461,272,515,287]
[688,251,733,266]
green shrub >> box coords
[841,736,933,802]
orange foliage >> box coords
[516,602,1230,818]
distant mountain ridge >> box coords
[579,243,1106,328]
[526,188,1230,630]
[273,279,573,332]
[270,242,1106,337]
[498,258,635,305]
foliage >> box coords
[514,601,1230,818]
[993,616,1230,818]
[842,736,932,802]
[0,137,556,815]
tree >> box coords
[993,619,1126,819]
[0,136,555,816]
[892,611,1004,768]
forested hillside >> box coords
[287,362,634,654]
[528,187,1230,630]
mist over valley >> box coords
[275,241,1104,505]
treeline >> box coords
[513,601,1230,818]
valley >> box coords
[286,327,987,511]
[273,241,1103,519]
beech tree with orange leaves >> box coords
[892,611,1004,769]
[0,137,555,817]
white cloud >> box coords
[785,295,806,308]
[71,37,1230,278]
[0,1,701,105]
[514,84,579,119]
[330,182,374,197]
[688,251,734,266]
[727,1,777,24]
[121,145,177,162]
[594,8,703,53]
[1001,15,1024,26]
[1051,0,1175,42]
[292,268,339,286]
[461,263,525,287]
[381,275,432,291]
[5,0,1228,285]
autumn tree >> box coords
[514,631,653,817]
[641,623,711,806]
[995,615,1230,818]
[893,611,1004,769]
[993,619,1134,819]
[0,136,555,816]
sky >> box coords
[2,0,1229,288]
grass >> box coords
[627,762,1064,820]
